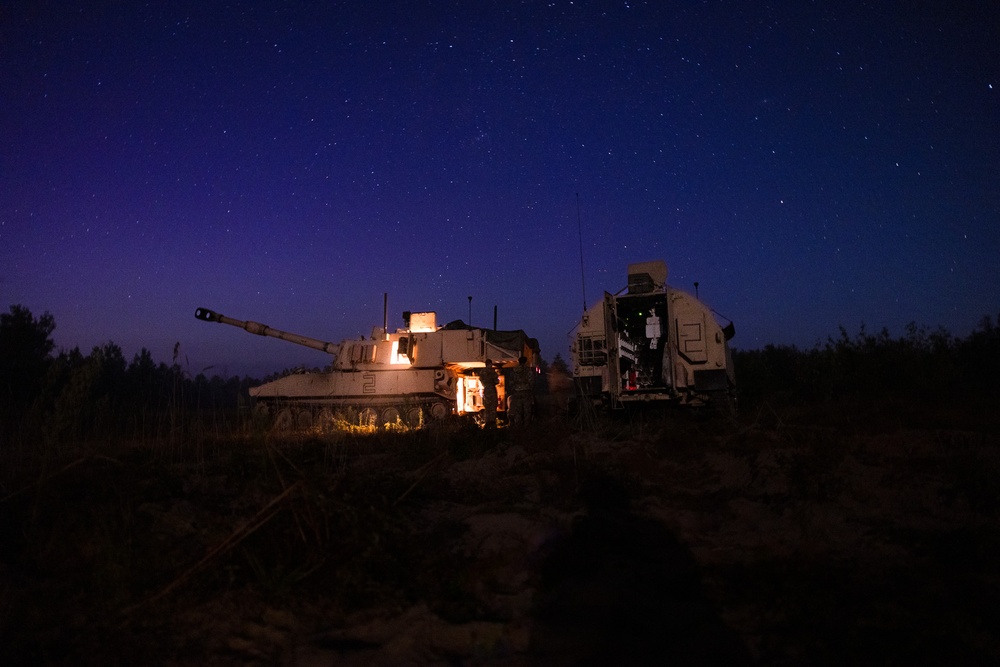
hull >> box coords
[250,367,457,426]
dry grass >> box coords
[1,404,998,665]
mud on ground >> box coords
[2,402,999,665]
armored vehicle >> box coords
[570,260,735,412]
[195,306,539,429]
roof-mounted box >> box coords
[627,260,668,294]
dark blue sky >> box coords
[3,1,998,378]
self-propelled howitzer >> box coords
[194,307,539,429]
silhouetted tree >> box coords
[0,305,55,399]
[0,305,56,440]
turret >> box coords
[194,307,340,356]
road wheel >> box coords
[296,409,314,430]
[404,407,424,428]
[273,408,294,432]
[358,407,378,428]
[316,408,336,433]
[381,406,401,426]
[429,402,449,420]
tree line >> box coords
[1,305,257,446]
[3,304,999,445]
[732,317,1000,407]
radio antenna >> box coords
[576,192,587,312]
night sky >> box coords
[3,1,998,378]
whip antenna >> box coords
[576,192,587,312]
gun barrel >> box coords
[194,307,340,355]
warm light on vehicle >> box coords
[390,340,411,365]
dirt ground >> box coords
[2,399,999,665]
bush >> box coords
[733,315,1000,409]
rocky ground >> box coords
[2,399,999,665]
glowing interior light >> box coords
[409,312,437,332]
[456,377,466,414]
[390,340,411,365]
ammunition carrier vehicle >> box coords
[570,260,735,412]
[195,306,538,429]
